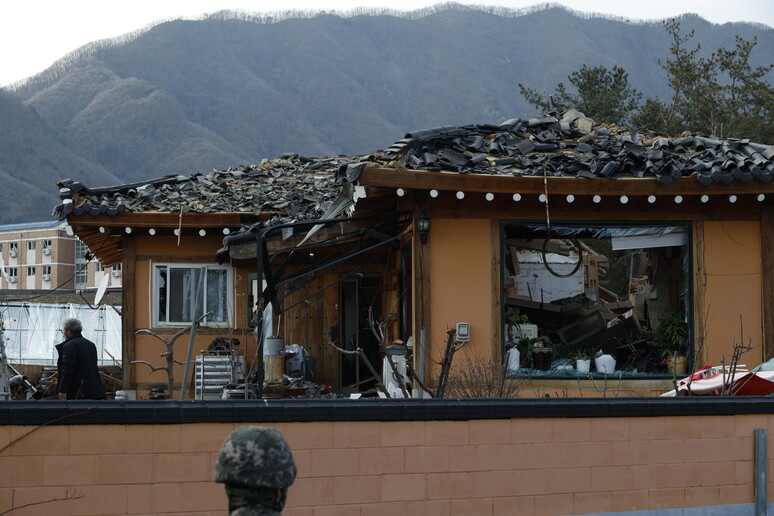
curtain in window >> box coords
[207,269,228,323]
[169,267,203,322]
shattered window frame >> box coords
[153,263,233,327]
[500,220,693,378]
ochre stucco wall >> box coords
[429,219,495,381]
[702,221,763,366]
[1,416,766,515]
[130,235,257,395]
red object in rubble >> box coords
[661,361,774,397]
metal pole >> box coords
[255,237,266,398]
[178,320,198,401]
[179,273,205,401]
[0,314,10,401]
[755,428,768,516]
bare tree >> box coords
[446,352,524,398]
[1,488,84,515]
[132,312,210,398]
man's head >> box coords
[215,426,296,511]
[62,317,82,337]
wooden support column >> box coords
[413,210,432,389]
[491,219,502,362]
[762,206,774,359]
[322,275,340,386]
[691,221,707,369]
[122,235,136,390]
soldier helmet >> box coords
[214,426,296,489]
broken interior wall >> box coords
[277,270,341,388]
[511,248,585,303]
[428,218,495,386]
[701,221,763,366]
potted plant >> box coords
[594,349,617,374]
[505,341,521,373]
[571,347,591,373]
[505,306,529,343]
[530,336,553,371]
[658,308,688,375]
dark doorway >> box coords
[340,275,382,390]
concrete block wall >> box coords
[0,415,769,515]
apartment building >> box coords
[0,220,122,291]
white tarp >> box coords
[0,303,122,366]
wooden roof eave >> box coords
[66,211,243,228]
[65,212,244,267]
[359,166,774,196]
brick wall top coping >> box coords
[3,397,774,426]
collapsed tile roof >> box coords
[54,110,774,225]
[387,110,774,183]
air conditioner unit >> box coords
[9,249,17,258]
[42,248,51,256]
[111,270,121,278]
[8,277,16,283]
[42,274,51,281]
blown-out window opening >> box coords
[501,221,692,378]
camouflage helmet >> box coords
[214,426,296,489]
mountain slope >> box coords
[0,90,118,224]
[2,5,772,223]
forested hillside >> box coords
[1,4,772,223]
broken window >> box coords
[502,222,691,377]
[154,264,232,326]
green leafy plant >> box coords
[505,306,530,345]
[657,308,688,357]
[506,306,529,329]
[570,347,591,362]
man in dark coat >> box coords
[56,317,105,400]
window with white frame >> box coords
[95,262,105,272]
[27,266,36,276]
[43,265,51,275]
[43,239,52,249]
[27,241,36,251]
[154,264,231,326]
[9,242,17,251]
[8,268,17,279]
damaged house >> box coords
[53,111,774,398]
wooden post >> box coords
[413,209,432,390]
[762,206,774,360]
[122,235,136,390]
[691,221,707,369]
[322,276,340,386]
[490,219,502,363]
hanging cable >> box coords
[541,237,583,278]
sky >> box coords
[1,0,772,87]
